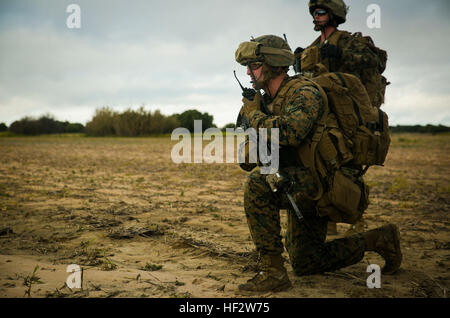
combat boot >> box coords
[237,254,292,293]
[363,224,402,274]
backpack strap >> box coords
[270,76,309,114]
[320,31,350,71]
[324,30,346,46]
[296,77,330,201]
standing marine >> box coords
[234,34,401,293]
[295,0,389,235]
[296,0,388,108]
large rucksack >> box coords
[299,31,389,108]
[352,32,389,108]
[293,72,390,223]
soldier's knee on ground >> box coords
[288,241,328,276]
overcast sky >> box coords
[0,0,449,127]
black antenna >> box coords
[233,70,245,91]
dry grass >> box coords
[0,133,448,298]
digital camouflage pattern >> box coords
[242,76,367,275]
[305,30,380,78]
[235,35,295,68]
[246,81,324,146]
[253,35,292,53]
[252,35,295,70]
[302,29,387,107]
[237,81,324,170]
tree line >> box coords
[4,115,84,135]
[389,124,450,134]
[2,110,449,136]
[2,107,218,136]
[84,107,217,136]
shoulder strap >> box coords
[311,35,321,47]
[328,30,354,53]
[299,77,329,201]
[326,30,346,46]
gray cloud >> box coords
[0,0,449,127]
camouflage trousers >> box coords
[244,168,366,276]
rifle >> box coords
[267,172,304,221]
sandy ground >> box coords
[0,133,448,298]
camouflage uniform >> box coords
[301,0,382,235]
[303,0,380,78]
[300,0,386,109]
[235,35,401,293]
[243,77,366,275]
[304,30,380,79]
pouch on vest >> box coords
[317,170,366,224]
[300,46,320,73]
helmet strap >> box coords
[261,65,278,95]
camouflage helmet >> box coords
[309,0,348,25]
[235,35,295,67]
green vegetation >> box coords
[390,124,450,134]
[221,123,236,131]
[23,266,43,297]
[7,110,448,137]
[5,107,217,137]
[0,122,7,132]
[8,115,84,135]
[85,107,180,136]
[173,109,216,132]
[85,107,216,136]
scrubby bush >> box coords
[0,123,8,132]
[8,115,84,135]
[221,123,236,131]
[85,107,116,136]
[174,109,216,132]
[389,124,450,134]
[85,106,182,136]
[65,122,85,133]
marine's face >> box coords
[246,63,264,88]
[313,8,329,29]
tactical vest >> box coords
[269,73,390,224]
[300,30,389,108]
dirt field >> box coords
[0,133,448,298]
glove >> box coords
[294,47,304,55]
[238,138,258,172]
[242,92,261,118]
[320,44,342,60]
